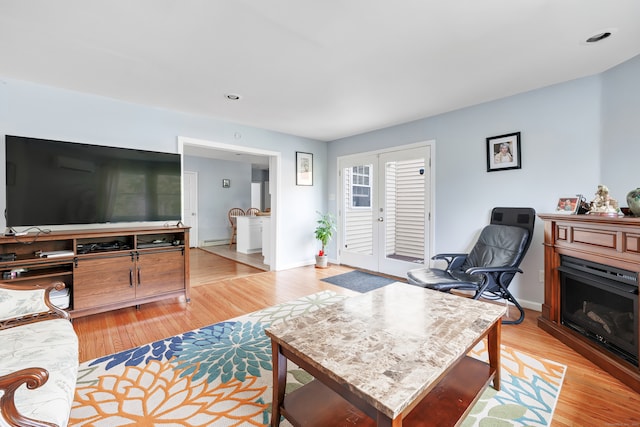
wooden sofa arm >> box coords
[0,282,69,330]
[0,367,57,427]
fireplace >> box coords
[538,213,640,393]
[559,255,638,365]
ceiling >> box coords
[1,1,639,142]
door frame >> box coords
[182,170,198,248]
[336,140,436,274]
[178,136,281,271]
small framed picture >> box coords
[296,151,313,186]
[555,196,580,214]
[222,178,230,188]
[486,132,521,172]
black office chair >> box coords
[407,207,535,324]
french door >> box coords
[338,145,431,277]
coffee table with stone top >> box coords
[265,282,506,427]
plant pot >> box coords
[315,255,328,268]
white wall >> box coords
[183,156,252,243]
[0,77,327,270]
[601,54,640,196]
[328,75,604,308]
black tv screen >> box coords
[5,135,182,228]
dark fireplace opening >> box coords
[559,255,638,365]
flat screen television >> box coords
[5,135,182,228]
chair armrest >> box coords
[0,368,52,427]
[432,253,468,270]
[466,266,523,275]
[0,282,69,329]
[465,266,524,290]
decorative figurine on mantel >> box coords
[588,184,623,216]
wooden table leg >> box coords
[487,319,501,391]
[271,340,287,427]
[376,411,402,427]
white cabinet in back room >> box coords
[261,216,271,266]
[236,216,263,254]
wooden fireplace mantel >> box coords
[538,213,640,393]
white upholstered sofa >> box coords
[0,282,78,427]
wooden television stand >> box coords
[0,226,190,318]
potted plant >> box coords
[314,211,336,268]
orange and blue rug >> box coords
[70,291,565,426]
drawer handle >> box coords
[137,267,141,286]
[129,268,134,288]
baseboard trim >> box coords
[201,239,228,247]
[518,298,542,312]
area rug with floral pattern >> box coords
[70,291,566,426]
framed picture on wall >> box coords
[296,151,313,186]
[486,132,521,172]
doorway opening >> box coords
[178,136,280,271]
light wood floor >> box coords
[201,244,269,271]
[72,249,640,426]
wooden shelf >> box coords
[3,267,72,282]
[280,356,494,427]
[0,256,74,269]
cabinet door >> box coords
[74,255,136,310]
[135,249,185,298]
[237,217,262,253]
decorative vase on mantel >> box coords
[626,188,640,217]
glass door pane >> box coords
[339,155,378,271]
[384,157,425,263]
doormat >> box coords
[321,270,399,293]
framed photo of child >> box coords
[486,132,521,172]
[555,196,580,214]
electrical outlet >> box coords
[539,270,545,283]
